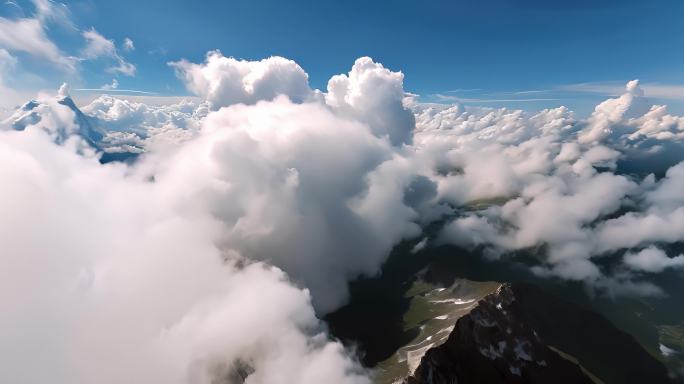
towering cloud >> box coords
[152,97,417,312]
[578,80,647,144]
[0,54,425,384]
[171,53,415,146]
[325,57,415,146]
[0,89,371,384]
[5,51,684,383]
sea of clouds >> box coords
[3,50,684,383]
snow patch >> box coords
[660,343,679,357]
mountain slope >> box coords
[3,95,106,149]
[404,283,593,384]
[403,282,677,384]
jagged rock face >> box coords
[57,96,106,146]
[404,284,592,384]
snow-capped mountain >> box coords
[2,85,205,161]
[2,88,107,150]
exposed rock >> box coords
[404,284,592,384]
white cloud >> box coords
[433,94,560,103]
[0,56,427,381]
[158,96,417,311]
[172,53,415,146]
[0,48,17,71]
[0,88,376,384]
[593,163,684,254]
[123,37,135,51]
[81,28,116,57]
[9,52,684,383]
[170,51,313,108]
[57,82,70,97]
[624,246,684,273]
[81,28,136,76]
[31,0,74,26]
[578,80,648,144]
[0,0,138,96]
[0,16,75,71]
[325,57,415,146]
[417,79,684,291]
[81,94,207,151]
[0,48,19,104]
[560,81,684,101]
[101,79,119,90]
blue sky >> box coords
[2,0,684,114]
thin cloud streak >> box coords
[434,94,560,103]
[513,89,551,95]
[444,88,483,93]
[74,88,159,95]
[558,81,684,100]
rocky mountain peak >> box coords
[404,283,593,384]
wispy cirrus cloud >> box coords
[0,0,137,101]
[81,28,136,76]
[558,81,684,100]
[512,89,551,95]
[0,13,76,71]
[74,87,158,95]
[433,93,560,103]
[443,88,483,93]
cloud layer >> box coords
[414,80,684,294]
[0,91,372,384]
[4,52,684,383]
[1,54,422,383]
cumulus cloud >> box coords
[325,57,415,146]
[414,79,684,292]
[593,163,684,254]
[85,66,684,296]
[170,51,313,108]
[80,94,207,152]
[0,54,430,383]
[171,53,415,146]
[624,247,684,273]
[8,50,684,383]
[102,78,119,90]
[0,89,373,384]
[578,80,647,144]
[154,97,418,311]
